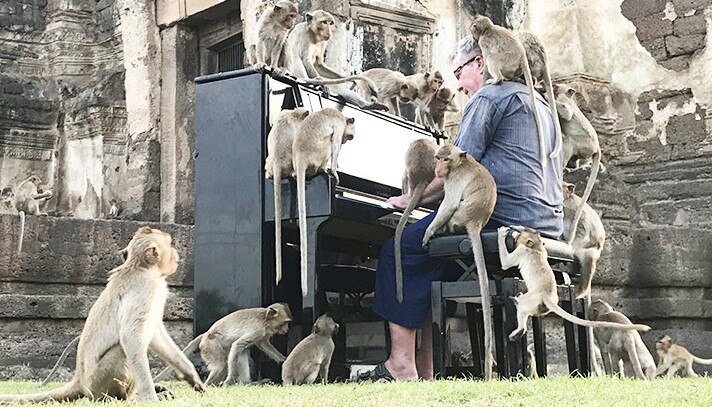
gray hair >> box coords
[450,35,482,62]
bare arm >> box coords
[387,177,444,209]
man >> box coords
[357,36,563,381]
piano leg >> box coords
[299,216,330,340]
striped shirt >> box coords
[454,81,563,238]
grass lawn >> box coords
[0,377,709,406]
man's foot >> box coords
[353,362,395,382]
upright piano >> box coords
[193,69,442,346]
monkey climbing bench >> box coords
[427,228,590,379]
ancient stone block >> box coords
[673,12,707,35]
[633,12,673,43]
[661,53,694,71]
[643,37,668,61]
[666,34,706,56]
[628,227,712,287]
[672,0,710,13]
[621,0,667,19]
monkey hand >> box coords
[497,226,509,240]
[252,62,267,73]
[319,84,331,98]
[422,229,434,248]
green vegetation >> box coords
[0,377,709,406]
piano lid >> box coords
[267,76,444,191]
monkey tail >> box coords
[691,355,712,365]
[41,336,80,386]
[467,227,494,380]
[17,211,25,256]
[0,381,85,403]
[544,71,562,159]
[153,334,204,383]
[273,166,283,286]
[545,299,651,331]
[522,53,546,169]
[394,182,426,304]
[566,148,601,245]
[296,165,308,297]
[624,332,647,379]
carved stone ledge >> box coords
[350,0,435,34]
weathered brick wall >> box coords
[0,215,195,380]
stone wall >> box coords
[1,0,711,379]
[0,214,194,380]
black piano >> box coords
[193,69,442,372]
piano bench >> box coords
[427,229,590,379]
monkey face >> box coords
[429,75,444,91]
[434,145,465,178]
[29,175,42,188]
[307,11,336,42]
[589,299,612,320]
[343,117,355,143]
[562,182,575,200]
[656,335,673,352]
[275,1,298,29]
[515,228,545,252]
[266,303,292,335]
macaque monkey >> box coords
[563,181,606,373]
[251,1,299,75]
[655,335,712,377]
[524,343,538,378]
[470,15,549,168]
[281,314,339,385]
[287,10,386,111]
[421,145,497,380]
[394,138,437,303]
[409,71,444,126]
[265,108,311,285]
[0,227,205,402]
[107,199,120,219]
[555,84,602,245]
[293,108,355,296]
[589,299,655,380]
[423,87,459,131]
[358,68,419,116]
[496,227,650,343]
[154,303,292,386]
[12,175,53,255]
[562,182,605,299]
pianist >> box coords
[358,36,564,381]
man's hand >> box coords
[386,194,410,210]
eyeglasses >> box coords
[453,56,477,79]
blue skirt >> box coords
[373,212,461,329]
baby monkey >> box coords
[470,15,549,168]
[281,314,339,385]
[250,1,299,75]
[655,335,712,377]
[497,227,651,341]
